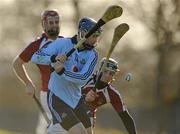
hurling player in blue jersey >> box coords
[31,17,102,134]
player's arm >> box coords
[31,39,60,65]
[13,56,32,83]
[13,49,36,97]
[109,88,137,134]
[62,52,98,86]
[118,110,137,134]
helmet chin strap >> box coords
[78,30,84,40]
[78,30,95,50]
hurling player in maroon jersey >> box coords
[13,9,65,134]
[82,58,137,134]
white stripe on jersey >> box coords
[39,38,47,49]
[39,37,53,49]
[96,87,111,103]
[82,78,95,89]
[109,85,126,111]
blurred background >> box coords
[0,0,180,134]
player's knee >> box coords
[47,123,68,134]
[69,122,88,134]
[86,127,93,134]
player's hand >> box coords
[55,54,67,63]
[85,90,98,102]
[25,82,35,97]
[53,61,64,73]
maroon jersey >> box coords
[19,33,63,91]
[82,75,127,125]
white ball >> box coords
[124,73,133,82]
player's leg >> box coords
[36,90,51,134]
[36,114,47,134]
[47,91,88,134]
[86,127,93,134]
[74,98,93,134]
[40,90,52,120]
[47,123,69,134]
[69,122,88,134]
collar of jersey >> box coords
[71,35,78,44]
[71,35,92,52]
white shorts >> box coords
[40,90,52,120]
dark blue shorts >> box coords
[47,90,91,130]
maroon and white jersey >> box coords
[82,75,127,125]
[19,33,63,91]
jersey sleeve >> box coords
[31,39,61,65]
[19,39,42,62]
[109,86,127,113]
[63,51,98,86]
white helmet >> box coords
[99,57,119,72]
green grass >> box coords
[95,128,125,134]
[0,129,22,134]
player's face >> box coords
[85,33,100,47]
[101,69,116,83]
[43,15,59,37]
[79,30,101,48]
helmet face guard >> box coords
[78,17,102,49]
[41,10,60,37]
[99,58,119,72]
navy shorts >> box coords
[47,90,91,130]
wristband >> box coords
[50,55,56,63]
[57,68,65,75]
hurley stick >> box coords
[33,95,50,124]
[66,5,123,57]
[93,23,130,91]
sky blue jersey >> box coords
[31,36,98,108]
